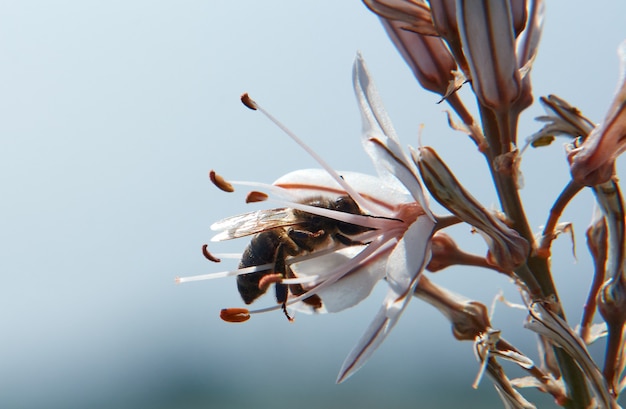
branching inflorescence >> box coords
[179,1,626,407]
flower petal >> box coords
[336,217,433,383]
[273,169,413,214]
[353,53,431,216]
[336,287,412,383]
[385,215,434,294]
[290,247,388,313]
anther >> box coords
[220,308,251,323]
[240,93,258,110]
[209,170,235,192]
[246,191,269,203]
[258,273,283,291]
[202,244,221,263]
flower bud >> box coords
[427,232,510,274]
[428,0,468,73]
[457,0,522,111]
[381,18,457,96]
[598,279,626,328]
[414,146,529,270]
[362,0,437,35]
[413,275,490,341]
[510,0,528,38]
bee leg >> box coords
[293,285,323,310]
[283,255,323,311]
[287,228,325,252]
[334,232,370,246]
[272,244,294,322]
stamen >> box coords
[246,191,269,203]
[268,198,403,230]
[209,170,235,192]
[280,275,320,285]
[258,273,283,291]
[211,179,302,203]
[220,308,251,323]
[176,263,273,283]
[240,93,377,215]
[202,244,221,263]
[246,233,396,313]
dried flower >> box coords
[569,40,626,186]
[525,301,618,408]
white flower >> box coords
[177,54,436,383]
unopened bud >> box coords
[414,146,529,271]
[428,0,468,74]
[510,0,528,38]
[362,0,437,35]
[427,232,509,274]
[381,18,457,96]
[414,276,490,341]
[457,0,522,111]
[598,279,626,328]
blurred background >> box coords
[1,1,626,408]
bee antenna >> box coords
[366,214,403,222]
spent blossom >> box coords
[569,40,626,186]
[179,54,436,382]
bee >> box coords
[212,195,372,320]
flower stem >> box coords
[479,104,592,409]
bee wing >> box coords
[210,208,301,241]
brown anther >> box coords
[246,191,269,203]
[202,244,221,263]
[257,273,283,291]
[240,93,258,110]
[220,308,251,323]
[209,170,234,192]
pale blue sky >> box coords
[1,2,626,408]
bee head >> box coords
[333,196,370,235]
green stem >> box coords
[478,105,592,409]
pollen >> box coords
[202,244,221,263]
[240,93,258,110]
[210,170,235,192]
[257,273,284,291]
[220,308,251,323]
[246,191,269,203]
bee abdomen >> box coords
[236,232,282,304]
